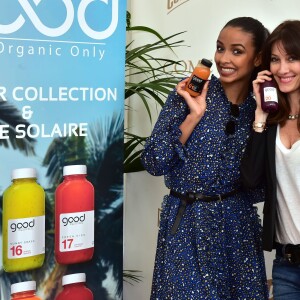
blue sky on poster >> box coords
[0,0,126,189]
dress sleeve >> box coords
[240,130,267,189]
[141,89,189,176]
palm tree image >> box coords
[0,99,36,155]
[41,112,124,300]
[0,109,124,299]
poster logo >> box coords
[10,219,35,232]
[167,0,189,14]
[0,0,118,40]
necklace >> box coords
[288,114,299,120]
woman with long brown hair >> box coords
[241,20,300,299]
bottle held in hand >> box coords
[259,78,278,113]
[185,58,212,97]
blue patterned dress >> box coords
[141,75,269,299]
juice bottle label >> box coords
[263,87,278,103]
[8,216,45,259]
[59,210,94,252]
[188,75,205,93]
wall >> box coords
[124,1,300,299]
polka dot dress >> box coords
[141,75,269,299]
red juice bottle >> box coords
[55,273,93,300]
[55,165,94,264]
[259,78,279,113]
[11,281,41,300]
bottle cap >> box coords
[11,281,36,294]
[62,273,86,286]
[201,58,213,68]
[12,168,37,180]
[63,165,87,176]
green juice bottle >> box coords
[2,168,45,272]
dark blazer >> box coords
[240,124,277,251]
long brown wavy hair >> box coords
[261,20,300,132]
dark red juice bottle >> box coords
[259,78,279,113]
[55,273,93,300]
[55,165,94,264]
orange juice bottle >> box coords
[185,58,212,97]
[10,281,41,300]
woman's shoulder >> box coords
[206,75,226,103]
[209,74,220,85]
[208,74,223,92]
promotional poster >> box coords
[0,0,126,299]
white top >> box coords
[11,281,36,294]
[275,125,300,244]
[63,165,87,176]
[12,168,36,180]
[62,273,86,286]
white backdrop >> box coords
[124,1,300,299]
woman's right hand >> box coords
[252,70,271,120]
[176,78,210,144]
[176,78,209,122]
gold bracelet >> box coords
[252,121,266,131]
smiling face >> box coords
[214,26,260,86]
[270,41,300,96]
